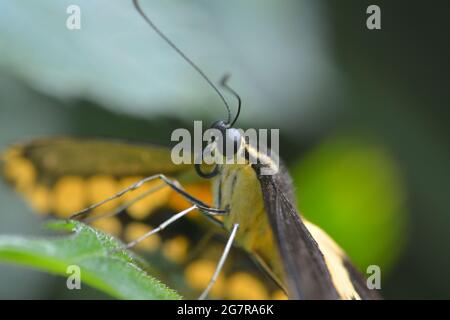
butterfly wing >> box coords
[1,137,288,300]
[2,137,189,179]
[1,137,199,217]
[258,172,338,299]
[256,163,379,300]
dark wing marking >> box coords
[256,165,340,299]
[255,161,381,300]
[12,137,190,179]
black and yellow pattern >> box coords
[213,142,380,299]
[1,137,287,300]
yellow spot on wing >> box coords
[271,290,288,300]
[91,216,122,237]
[225,272,269,300]
[2,149,51,215]
[124,222,161,252]
[120,176,171,220]
[168,183,212,219]
[53,176,86,218]
[86,175,121,212]
[4,157,36,193]
[162,235,189,263]
[185,259,225,297]
[304,220,360,300]
[27,185,52,215]
[2,147,21,161]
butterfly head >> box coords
[195,74,243,180]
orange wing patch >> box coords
[27,185,52,215]
[226,272,269,300]
[2,147,36,194]
[120,176,173,220]
[168,182,213,219]
[124,222,161,252]
[53,176,87,217]
[90,216,122,238]
[87,175,121,213]
[185,259,226,298]
[162,235,190,263]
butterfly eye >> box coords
[210,120,242,157]
[223,128,243,155]
[195,163,220,179]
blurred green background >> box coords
[0,0,449,299]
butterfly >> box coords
[0,137,286,299]
[0,135,379,300]
[0,0,380,300]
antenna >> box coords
[132,0,234,125]
[220,74,241,127]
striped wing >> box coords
[257,164,380,300]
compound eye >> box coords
[209,120,242,157]
[211,120,228,131]
[221,128,242,156]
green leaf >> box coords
[0,220,181,300]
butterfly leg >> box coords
[84,182,167,223]
[122,205,198,250]
[70,174,227,220]
[199,223,239,300]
